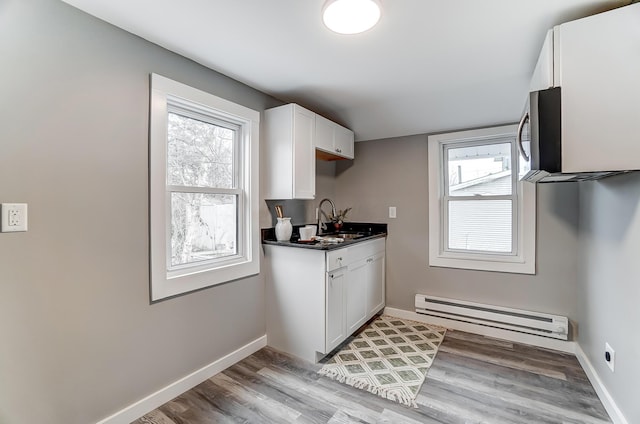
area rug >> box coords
[317,315,446,408]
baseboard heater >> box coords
[415,294,569,340]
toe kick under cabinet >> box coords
[264,238,386,363]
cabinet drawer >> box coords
[348,238,385,262]
[326,248,349,271]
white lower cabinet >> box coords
[366,251,385,316]
[265,238,386,363]
[325,267,346,353]
[346,257,368,334]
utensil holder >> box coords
[275,217,293,241]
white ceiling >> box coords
[62,0,629,141]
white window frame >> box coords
[149,74,260,301]
[428,125,536,274]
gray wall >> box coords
[577,173,640,423]
[0,1,281,423]
[335,135,581,319]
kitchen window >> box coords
[149,74,260,301]
[427,125,536,274]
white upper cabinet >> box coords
[264,104,355,199]
[315,114,355,160]
[263,104,316,199]
[529,29,556,92]
[527,4,640,174]
[334,124,355,159]
[314,114,334,153]
[555,4,640,173]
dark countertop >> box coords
[261,222,387,251]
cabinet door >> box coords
[346,258,368,334]
[325,268,346,353]
[292,106,316,199]
[315,114,355,160]
[556,4,640,173]
[315,114,334,153]
[264,104,316,200]
[365,252,385,318]
[334,124,354,159]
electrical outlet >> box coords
[604,342,615,372]
[9,209,20,226]
[1,203,28,232]
[389,206,397,219]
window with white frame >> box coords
[427,125,536,274]
[149,74,260,301]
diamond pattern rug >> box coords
[317,315,446,407]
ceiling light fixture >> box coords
[322,0,381,35]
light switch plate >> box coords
[389,206,397,219]
[1,203,28,232]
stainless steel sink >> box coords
[337,233,364,240]
[322,232,370,240]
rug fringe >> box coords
[318,368,418,408]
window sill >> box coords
[429,254,535,275]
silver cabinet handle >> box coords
[367,258,373,263]
[517,111,530,162]
[335,148,342,153]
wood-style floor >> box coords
[134,330,610,424]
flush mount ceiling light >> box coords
[322,0,381,35]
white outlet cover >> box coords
[1,203,28,232]
[605,342,615,372]
[389,206,397,219]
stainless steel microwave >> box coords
[518,87,626,183]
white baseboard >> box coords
[574,344,629,424]
[384,307,576,353]
[96,335,267,424]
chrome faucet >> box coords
[317,198,337,235]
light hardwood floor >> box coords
[134,330,610,424]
